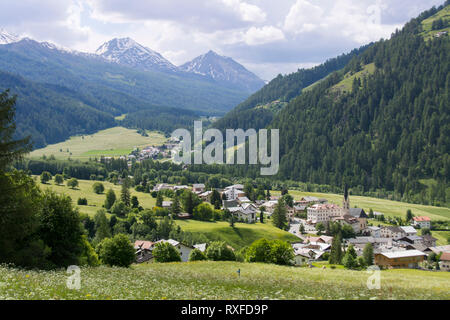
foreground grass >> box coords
[175,220,300,249]
[37,177,156,216]
[272,190,450,221]
[1,262,449,300]
[29,126,167,160]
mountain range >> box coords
[0,33,264,147]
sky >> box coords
[0,0,444,80]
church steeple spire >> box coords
[343,184,350,213]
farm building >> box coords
[374,250,426,269]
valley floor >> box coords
[1,262,449,300]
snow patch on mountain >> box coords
[0,29,21,44]
[180,50,265,92]
[95,37,178,73]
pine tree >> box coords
[272,199,287,230]
[363,242,374,266]
[171,196,181,214]
[329,233,343,264]
[93,209,111,245]
[121,183,131,207]
[104,189,116,210]
[156,191,164,207]
[0,90,31,170]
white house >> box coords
[412,216,431,229]
[307,204,342,223]
[368,226,381,238]
[399,226,418,236]
[380,226,406,240]
[439,252,450,272]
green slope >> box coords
[175,220,299,249]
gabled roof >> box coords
[349,208,368,218]
[223,199,239,209]
[384,226,405,233]
[192,183,205,188]
[237,196,251,203]
[156,239,180,247]
[225,184,244,190]
[413,216,431,222]
[440,252,450,261]
[134,240,154,250]
[378,250,426,259]
[399,226,417,234]
[425,245,450,254]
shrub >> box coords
[40,171,52,184]
[246,238,272,263]
[193,203,213,221]
[111,201,129,217]
[92,182,105,194]
[77,197,88,205]
[188,248,207,261]
[205,241,235,261]
[152,242,181,263]
[67,178,78,189]
[97,234,135,267]
[54,174,64,185]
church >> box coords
[307,186,368,233]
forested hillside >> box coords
[271,3,450,206]
[0,72,115,148]
[213,44,371,132]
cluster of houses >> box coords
[134,239,208,263]
[140,182,449,271]
[290,190,449,270]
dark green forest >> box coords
[270,4,449,206]
[213,44,371,132]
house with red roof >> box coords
[412,216,431,229]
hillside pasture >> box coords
[29,126,167,160]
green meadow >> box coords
[37,177,156,216]
[174,220,300,250]
[331,63,376,94]
[420,5,450,40]
[1,262,449,300]
[29,126,167,160]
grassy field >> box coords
[420,5,450,40]
[272,190,450,221]
[331,63,376,94]
[37,177,156,216]
[29,126,167,160]
[1,261,449,300]
[175,220,300,249]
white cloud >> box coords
[243,26,285,45]
[284,0,324,34]
[0,0,446,80]
[222,0,267,23]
